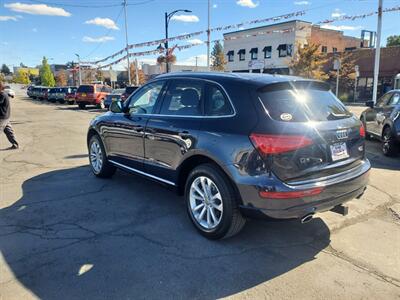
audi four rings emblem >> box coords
[336,129,349,139]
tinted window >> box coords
[77,85,94,93]
[205,84,234,116]
[259,88,352,122]
[160,80,203,116]
[127,81,165,114]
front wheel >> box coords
[78,103,86,109]
[382,127,398,156]
[185,164,246,239]
[88,135,116,178]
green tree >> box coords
[290,43,329,80]
[211,41,226,71]
[386,35,400,47]
[1,64,11,75]
[39,57,55,87]
[14,69,30,84]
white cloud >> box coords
[187,39,204,45]
[176,54,207,66]
[294,1,310,5]
[82,36,115,43]
[171,14,199,22]
[4,2,71,17]
[0,15,20,21]
[321,24,363,31]
[85,17,119,30]
[331,8,345,18]
[236,0,259,8]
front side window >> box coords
[205,84,234,116]
[389,93,400,106]
[127,81,165,114]
[263,46,272,59]
[160,80,204,116]
[376,93,393,108]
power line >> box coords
[25,0,155,8]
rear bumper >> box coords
[229,159,370,220]
[76,98,98,104]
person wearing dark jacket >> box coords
[0,82,19,150]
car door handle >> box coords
[179,131,191,139]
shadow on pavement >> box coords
[365,140,400,171]
[0,166,330,299]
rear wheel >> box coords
[382,127,398,156]
[88,135,116,178]
[78,103,86,109]
[185,164,246,239]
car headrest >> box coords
[180,89,199,106]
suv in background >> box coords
[87,73,370,239]
[361,90,400,156]
[65,87,78,105]
[121,86,139,102]
[76,84,112,109]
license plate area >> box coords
[330,142,349,161]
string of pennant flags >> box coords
[93,5,400,69]
[83,10,306,65]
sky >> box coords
[0,0,399,70]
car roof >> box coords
[153,72,319,88]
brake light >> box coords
[360,123,366,137]
[259,187,324,199]
[250,134,313,155]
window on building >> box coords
[321,46,328,53]
[263,46,272,59]
[332,47,338,53]
[238,49,246,61]
[345,47,356,51]
[277,44,293,57]
[227,50,234,62]
[250,48,258,60]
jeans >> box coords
[0,119,18,147]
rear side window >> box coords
[77,85,94,93]
[258,86,352,122]
[205,84,234,116]
[160,80,204,116]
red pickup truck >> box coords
[75,84,112,109]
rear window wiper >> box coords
[327,112,350,120]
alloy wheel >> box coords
[189,176,223,230]
[90,140,103,173]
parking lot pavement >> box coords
[1,96,399,299]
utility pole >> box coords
[165,12,169,73]
[195,56,198,71]
[372,0,383,104]
[75,53,82,85]
[207,0,211,71]
[334,57,341,97]
[123,0,131,85]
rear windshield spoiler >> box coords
[258,81,330,93]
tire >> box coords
[97,99,105,109]
[68,101,75,105]
[382,127,398,157]
[88,135,116,178]
[78,103,86,109]
[59,99,65,104]
[360,117,371,140]
[185,164,246,239]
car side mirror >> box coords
[365,100,374,108]
[109,100,123,113]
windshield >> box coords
[258,88,352,122]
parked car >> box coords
[360,90,400,156]
[48,88,58,102]
[104,88,125,108]
[75,84,112,109]
[27,85,35,98]
[121,86,139,102]
[86,73,370,239]
[64,87,78,105]
[37,87,49,100]
[4,85,15,98]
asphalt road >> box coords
[1,90,399,300]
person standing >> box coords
[0,82,19,150]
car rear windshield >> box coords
[258,82,352,122]
[77,85,94,93]
[125,86,138,94]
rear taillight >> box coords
[360,123,366,137]
[250,134,313,155]
[259,187,324,199]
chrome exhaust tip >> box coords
[301,214,314,224]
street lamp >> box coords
[75,53,82,86]
[164,9,192,73]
